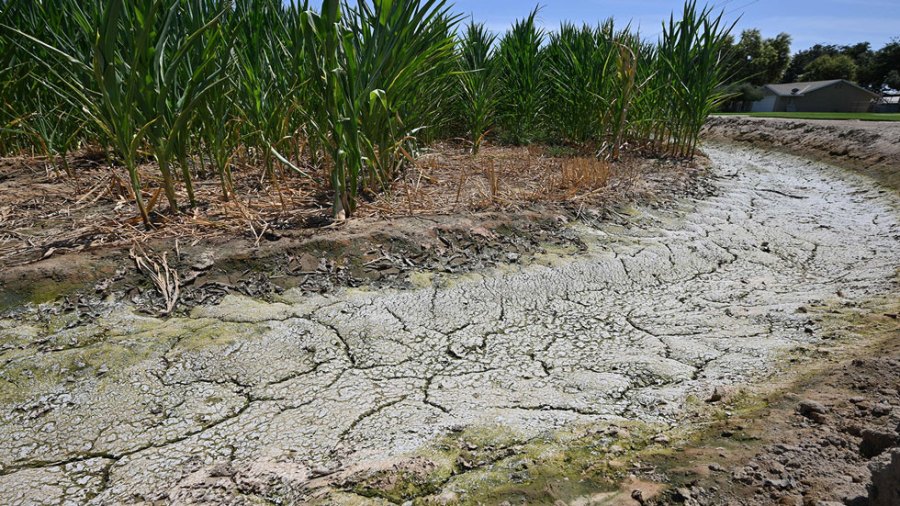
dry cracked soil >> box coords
[0,143,898,505]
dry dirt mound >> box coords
[703,116,900,192]
[644,309,900,506]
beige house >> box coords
[751,79,878,113]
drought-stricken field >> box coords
[0,142,897,505]
[2,1,900,504]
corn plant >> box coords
[497,9,545,145]
[544,22,617,145]
[658,0,735,157]
[301,0,459,218]
[299,0,357,219]
[5,0,157,225]
[456,22,497,155]
[607,29,641,160]
[627,41,664,152]
[0,0,93,156]
[6,0,230,223]
[231,0,310,179]
[198,21,240,200]
[1,0,736,224]
[24,92,83,177]
[144,1,227,211]
[348,0,459,186]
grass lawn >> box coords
[714,112,900,122]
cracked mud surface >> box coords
[1,144,898,504]
[704,116,900,192]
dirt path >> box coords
[0,144,898,505]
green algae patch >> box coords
[621,292,900,497]
[330,422,694,505]
[0,278,85,314]
[347,458,447,503]
[331,426,528,504]
[170,319,266,353]
[27,279,85,305]
[425,422,687,505]
[780,292,900,368]
[0,319,42,351]
[532,243,583,268]
[0,334,169,404]
[706,388,769,425]
[190,294,299,323]
[0,310,215,405]
[408,271,437,289]
[309,490,392,505]
[326,386,791,505]
[0,290,27,315]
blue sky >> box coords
[447,0,899,53]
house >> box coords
[751,79,878,113]
[873,95,900,113]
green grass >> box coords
[714,112,900,122]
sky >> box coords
[447,0,900,53]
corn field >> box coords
[0,0,734,226]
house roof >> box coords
[763,79,879,98]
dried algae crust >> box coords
[0,144,898,504]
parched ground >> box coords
[643,315,900,506]
[0,141,898,505]
[703,115,900,192]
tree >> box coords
[783,44,839,83]
[871,39,900,91]
[802,54,858,81]
[886,70,900,91]
[843,42,879,88]
[727,29,792,85]
[768,33,793,83]
[720,82,765,112]
[782,40,897,90]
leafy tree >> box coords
[783,44,840,83]
[767,33,793,83]
[720,82,764,111]
[886,71,900,91]
[802,54,858,81]
[782,39,898,90]
[735,82,765,102]
[726,29,792,85]
[871,39,900,90]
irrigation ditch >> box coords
[2,0,899,503]
[704,116,900,192]
[0,139,898,505]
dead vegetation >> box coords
[0,142,691,269]
[365,142,635,217]
[129,243,180,316]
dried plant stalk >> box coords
[560,158,611,192]
[130,244,180,316]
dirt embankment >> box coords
[703,116,900,192]
[0,149,710,317]
[644,300,900,506]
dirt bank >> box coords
[642,296,900,506]
[0,146,709,316]
[703,116,900,192]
